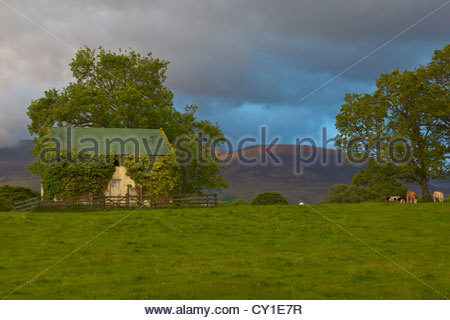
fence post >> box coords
[126,193,130,209]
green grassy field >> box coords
[0,203,449,299]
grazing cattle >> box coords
[387,196,397,202]
[386,195,406,203]
[433,191,445,203]
[406,191,418,204]
[298,201,304,206]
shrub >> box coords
[0,185,40,203]
[251,192,288,205]
[322,184,372,204]
[0,196,14,212]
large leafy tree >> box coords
[28,46,227,195]
[336,44,449,200]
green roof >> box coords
[49,127,172,156]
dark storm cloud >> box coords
[0,0,449,146]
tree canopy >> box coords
[336,44,450,200]
[28,46,227,197]
[251,192,288,205]
[321,184,372,204]
[351,161,408,201]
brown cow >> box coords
[406,191,418,204]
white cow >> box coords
[298,201,304,206]
[433,191,445,203]
[387,196,406,203]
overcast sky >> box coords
[0,0,449,147]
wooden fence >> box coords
[152,194,217,208]
[14,194,217,211]
[37,195,149,210]
[14,197,40,212]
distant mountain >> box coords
[0,140,40,191]
[0,141,448,203]
[213,145,364,203]
[214,145,450,203]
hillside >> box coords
[214,145,364,203]
[0,141,448,203]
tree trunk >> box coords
[420,176,432,201]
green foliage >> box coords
[38,152,115,200]
[335,44,450,200]
[251,192,288,205]
[367,181,407,202]
[27,46,227,196]
[352,161,408,201]
[174,132,228,195]
[0,185,39,203]
[124,154,180,197]
[160,128,228,195]
[27,47,178,139]
[322,184,373,203]
[0,196,14,212]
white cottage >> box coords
[44,127,173,199]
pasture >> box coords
[0,202,449,299]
